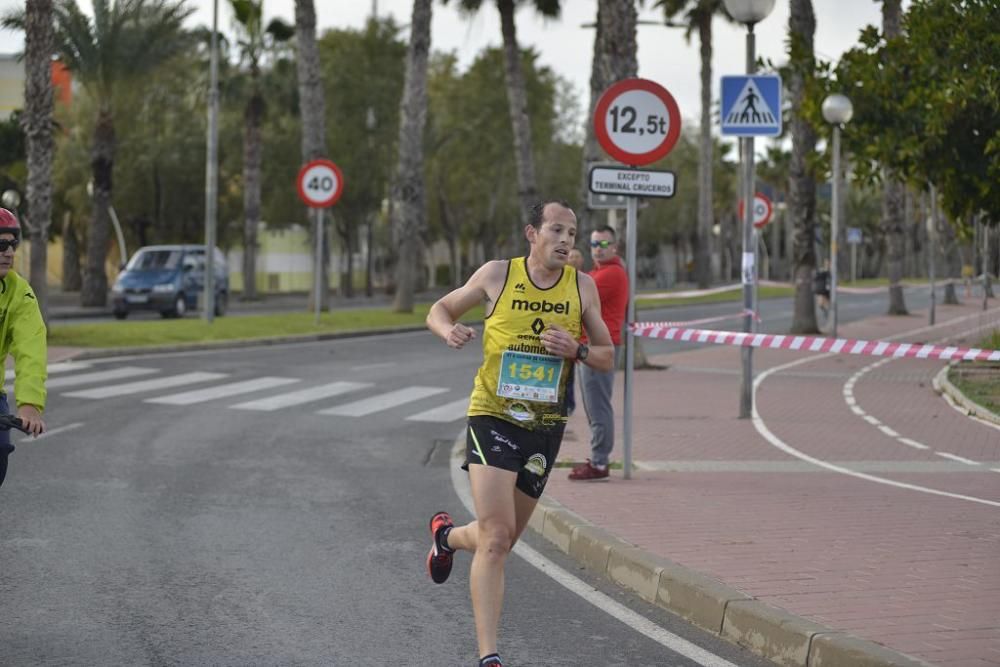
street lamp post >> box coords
[724,0,775,419]
[203,0,220,323]
[821,93,853,338]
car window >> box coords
[126,249,181,271]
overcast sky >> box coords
[0,0,893,139]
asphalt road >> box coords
[2,327,782,666]
[1,290,932,665]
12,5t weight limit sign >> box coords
[297,159,344,208]
[594,78,681,166]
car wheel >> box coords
[113,309,128,320]
[214,291,227,317]
[174,295,187,318]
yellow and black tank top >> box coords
[468,257,582,431]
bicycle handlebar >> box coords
[0,414,28,434]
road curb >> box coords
[933,362,1000,425]
[526,494,936,667]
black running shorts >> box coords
[464,415,565,499]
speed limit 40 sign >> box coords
[594,78,681,166]
[297,159,344,208]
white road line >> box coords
[7,361,93,380]
[898,437,930,451]
[46,367,157,389]
[449,443,739,667]
[863,415,881,426]
[19,422,85,441]
[230,381,373,411]
[145,377,299,405]
[405,397,469,423]
[878,425,900,438]
[935,452,981,466]
[317,386,448,417]
[754,310,1000,507]
[63,372,227,399]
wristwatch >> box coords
[575,343,589,361]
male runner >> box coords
[0,208,47,488]
[424,200,613,667]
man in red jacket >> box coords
[569,225,628,481]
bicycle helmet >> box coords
[0,208,20,239]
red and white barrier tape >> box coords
[630,324,1000,362]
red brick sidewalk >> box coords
[548,302,1000,667]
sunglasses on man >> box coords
[0,239,19,252]
[589,240,612,249]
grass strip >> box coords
[51,285,800,349]
[947,329,1000,415]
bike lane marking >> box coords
[754,310,1000,508]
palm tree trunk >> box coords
[788,0,819,334]
[242,92,263,300]
[497,0,538,245]
[390,0,432,313]
[695,8,713,288]
[23,0,54,319]
[579,0,637,240]
[295,0,331,311]
[61,212,82,291]
[881,0,907,315]
[82,106,115,307]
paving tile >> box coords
[547,301,1000,665]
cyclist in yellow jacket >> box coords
[0,208,47,488]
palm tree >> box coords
[51,0,193,306]
[293,0,329,310]
[880,0,907,315]
[229,0,294,300]
[657,0,730,289]
[578,0,637,241]
[444,0,561,248]
[787,0,819,334]
[390,0,432,313]
[21,0,55,320]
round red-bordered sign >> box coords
[739,192,774,229]
[593,78,682,166]
[296,159,344,208]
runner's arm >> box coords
[578,274,614,372]
[426,260,504,349]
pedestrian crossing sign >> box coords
[720,75,782,137]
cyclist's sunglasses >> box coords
[0,239,19,252]
[590,240,612,249]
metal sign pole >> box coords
[314,207,323,325]
[928,183,937,325]
[623,194,637,481]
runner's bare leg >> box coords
[464,464,518,659]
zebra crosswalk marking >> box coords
[230,381,373,411]
[318,386,449,417]
[63,372,228,399]
[7,361,94,381]
[46,367,158,389]
[145,377,299,405]
[406,397,469,423]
